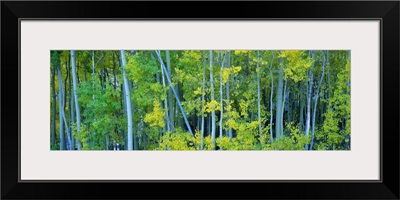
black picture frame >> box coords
[1,1,399,199]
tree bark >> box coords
[166,50,175,132]
[176,83,183,130]
[299,83,305,133]
[281,79,287,135]
[120,50,134,150]
[210,50,216,149]
[257,51,262,137]
[70,50,82,150]
[219,52,226,149]
[269,55,275,143]
[310,51,326,150]
[70,83,75,150]
[275,58,284,139]
[57,65,65,150]
[60,83,72,150]
[226,51,232,141]
[305,51,315,150]
[128,80,138,150]
[287,91,291,125]
[201,51,206,149]
[159,54,171,132]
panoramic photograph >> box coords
[50,50,350,151]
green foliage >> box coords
[279,50,313,82]
[51,50,350,151]
[50,143,59,150]
[271,123,310,150]
[158,128,201,150]
[71,123,90,150]
[50,51,62,68]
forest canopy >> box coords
[50,50,351,151]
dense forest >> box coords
[50,50,350,151]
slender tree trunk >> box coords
[299,83,305,133]
[113,52,117,89]
[60,84,72,150]
[257,51,262,137]
[197,116,200,133]
[210,50,216,149]
[105,133,109,150]
[70,86,75,150]
[159,55,171,132]
[68,59,75,150]
[51,67,56,147]
[57,65,65,150]
[142,118,146,150]
[281,79,287,135]
[208,114,211,138]
[64,64,69,121]
[275,58,284,139]
[70,50,82,150]
[226,51,232,141]
[176,83,184,130]
[201,51,206,149]
[120,50,134,150]
[287,91,291,125]
[310,51,326,150]
[269,55,275,143]
[219,52,226,149]
[121,83,135,150]
[91,51,97,150]
[129,81,138,150]
[166,50,175,132]
[305,51,315,150]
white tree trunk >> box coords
[281,79,287,135]
[226,51,232,141]
[57,65,65,150]
[120,50,134,150]
[71,50,82,150]
[310,51,326,150]
[257,51,262,136]
[166,50,175,132]
[305,51,315,150]
[219,52,226,150]
[269,55,275,143]
[210,50,216,149]
[159,54,170,132]
[275,59,284,139]
[201,51,206,149]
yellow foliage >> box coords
[221,67,241,84]
[174,68,185,83]
[204,100,221,113]
[144,98,165,127]
[234,50,249,55]
[222,68,230,84]
[193,86,202,96]
[247,121,260,130]
[224,110,240,130]
[279,50,313,82]
[231,66,242,74]
[239,100,249,118]
[191,51,202,61]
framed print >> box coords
[1,1,399,200]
